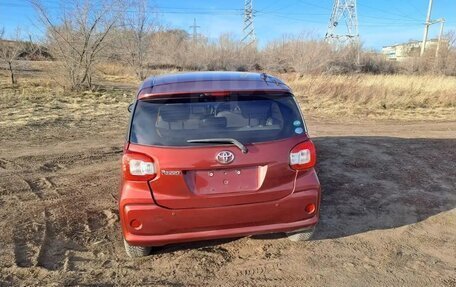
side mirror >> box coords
[128,103,134,113]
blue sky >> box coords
[1,0,455,50]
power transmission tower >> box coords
[242,0,256,47]
[325,0,359,46]
[190,18,200,42]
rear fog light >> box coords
[305,203,316,214]
[130,219,142,229]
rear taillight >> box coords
[289,140,316,170]
[122,151,156,181]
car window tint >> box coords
[130,93,305,146]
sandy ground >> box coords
[0,85,455,286]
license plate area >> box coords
[189,166,262,195]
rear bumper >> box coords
[121,188,320,247]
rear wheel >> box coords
[123,239,151,258]
[286,227,315,242]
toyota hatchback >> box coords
[120,72,321,257]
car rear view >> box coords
[119,72,321,257]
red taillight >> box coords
[122,151,156,181]
[289,140,317,170]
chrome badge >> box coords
[216,151,235,164]
[161,170,181,176]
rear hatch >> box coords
[128,92,308,209]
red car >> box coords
[120,72,321,257]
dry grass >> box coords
[96,62,181,84]
[96,62,137,83]
[2,62,456,122]
[0,76,133,131]
[283,74,456,120]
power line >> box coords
[297,0,331,11]
[242,11,428,28]
[402,0,424,17]
[357,2,421,22]
[260,10,423,23]
[258,0,294,14]
[0,1,243,15]
[259,0,301,14]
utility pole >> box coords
[325,0,359,46]
[242,0,256,47]
[435,18,446,58]
[190,18,200,43]
[421,0,434,56]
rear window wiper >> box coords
[187,138,248,154]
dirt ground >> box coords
[0,82,455,286]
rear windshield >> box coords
[129,93,305,146]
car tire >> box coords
[286,227,315,242]
[123,239,151,258]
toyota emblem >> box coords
[216,151,235,164]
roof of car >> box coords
[137,71,291,99]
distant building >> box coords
[382,39,447,61]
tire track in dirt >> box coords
[12,207,113,271]
[0,156,61,201]
[226,259,314,287]
[62,209,119,272]
[198,245,233,261]
[0,158,23,170]
[0,158,33,200]
[34,208,102,271]
[1,146,121,179]
[23,177,58,200]
[40,162,65,172]
[60,208,119,272]
[17,146,122,170]
[35,209,65,270]
[15,143,122,272]
[235,262,282,277]
[228,240,294,282]
[13,211,46,268]
[0,176,31,198]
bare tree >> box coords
[263,34,335,73]
[31,0,123,91]
[149,29,189,69]
[0,28,26,85]
[117,0,160,80]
